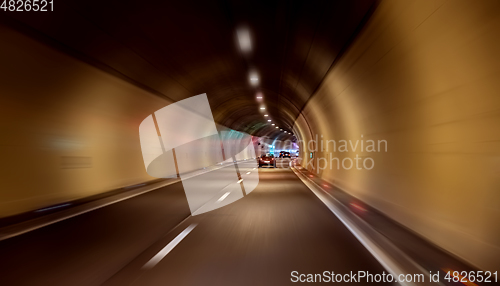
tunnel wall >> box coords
[295,0,500,270]
[0,24,178,218]
[0,24,256,219]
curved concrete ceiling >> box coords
[2,0,376,140]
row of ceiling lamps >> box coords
[237,27,292,137]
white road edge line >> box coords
[217,192,231,203]
[143,223,197,269]
[291,166,420,286]
[246,172,251,174]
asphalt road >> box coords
[0,159,391,286]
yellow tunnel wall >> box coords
[295,0,500,270]
[0,24,186,218]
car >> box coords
[279,151,291,158]
[258,153,276,168]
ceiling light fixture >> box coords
[249,71,259,86]
[236,27,251,53]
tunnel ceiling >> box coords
[2,0,376,140]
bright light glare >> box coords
[271,123,275,126]
[237,28,251,53]
[249,71,259,86]
[267,120,271,122]
[275,126,279,129]
[260,107,265,110]
[264,114,268,117]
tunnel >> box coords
[0,0,499,285]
